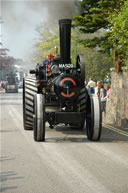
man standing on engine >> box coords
[43,53,54,65]
[43,53,54,74]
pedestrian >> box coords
[94,81,101,96]
[99,83,106,98]
[101,84,110,112]
[87,78,95,95]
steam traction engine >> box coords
[23,19,102,142]
[5,73,18,93]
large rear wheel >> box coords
[33,94,45,142]
[86,96,102,141]
[23,76,37,130]
[70,87,88,129]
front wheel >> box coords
[33,94,46,142]
[86,96,102,141]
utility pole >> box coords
[0,9,9,80]
[0,15,4,44]
[0,15,8,55]
[0,0,4,47]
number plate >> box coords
[59,64,73,68]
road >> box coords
[0,90,128,193]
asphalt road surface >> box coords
[0,90,128,193]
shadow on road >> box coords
[0,102,22,105]
[0,97,22,100]
[0,155,24,192]
[46,136,86,143]
[45,125,86,143]
[0,130,19,133]
[0,171,23,183]
[0,171,24,192]
[45,125,128,143]
[0,186,17,193]
[0,156,15,162]
[0,92,22,105]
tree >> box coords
[73,0,126,71]
[0,55,16,70]
[109,0,128,68]
[32,22,59,64]
[82,48,112,81]
[32,22,85,64]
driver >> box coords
[43,53,54,74]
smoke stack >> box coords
[59,19,72,64]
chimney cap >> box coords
[59,19,72,25]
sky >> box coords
[0,0,77,61]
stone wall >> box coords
[103,70,128,128]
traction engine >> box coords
[23,19,102,142]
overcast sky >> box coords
[0,0,76,61]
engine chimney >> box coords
[59,19,72,64]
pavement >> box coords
[102,122,128,138]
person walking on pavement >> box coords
[87,78,95,95]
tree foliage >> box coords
[32,22,59,64]
[109,0,128,67]
[83,48,112,81]
[73,0,127,68]
[0,55,16,70]
[32,22,85,64]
